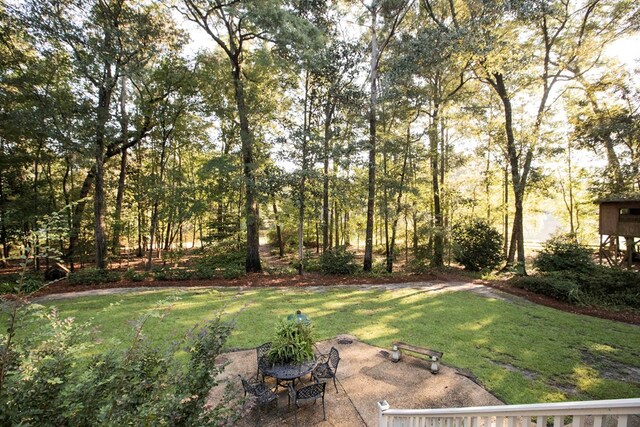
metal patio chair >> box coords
[255,341,272,381]
[312,346,340,393]
[287,381,326,427]
[239,375,278,424]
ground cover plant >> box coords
[514,234,640,310]
[9,287,639,406]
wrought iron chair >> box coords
[287,382,326,427]
[312,346,340,393]
[239,375,278,424]
[255,341,272,381]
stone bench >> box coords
[392,341,443,374]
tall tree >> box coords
[20,0,184,269]
[180,0,321,272]
[360,0,414,271]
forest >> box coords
[1,0,639,277]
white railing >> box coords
[378,398,640,427]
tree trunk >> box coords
[146,129,169,271]
[429,102,444,268]
[364,8,378,272]
[112,76,129,255]
[387,125,411,273]
[297,71,310,275]
[334,200,339,248]
[232,64,261,273]
[322,101,335,254]
[93,58,115,270]
[489,72,527,274]
[272,200,284,257]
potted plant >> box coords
[266,318,315,365]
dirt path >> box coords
[35,279,513,302]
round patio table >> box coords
[261,359,317,392]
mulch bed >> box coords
[28,271,640,326]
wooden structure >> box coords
[597,198,640,268]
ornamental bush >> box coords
[67,268,120,286]
[451,220,503,271]
[318,246,358,275]
[512,272,585,304]
[534,234,594,274]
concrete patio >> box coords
[210,335,502,426]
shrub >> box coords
[513,266,639,310]
[318,246,357,275]
[0,273,43,294]
[222,267,244,280]
[266,228,297,252]
[0,302,241,425]
[67,268,120,286]
[513,273,585,304]
[266,319,315,365]
[196,249,245,278]
[152,266,192,281]
[534,234,594,274]
[123,268,148,282]
[451,220,503,271]
[575,265,639,295]
[193,264,216,279]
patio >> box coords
[210,334,502,426]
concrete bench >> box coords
[392,341,443,374]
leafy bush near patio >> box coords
[318,246,357,275]
[451,220,503,271]
[534,233,594,274]
[266,319,315,365]
[0,302,241,426]
[67,268,120,285]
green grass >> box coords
[15,287,640,404]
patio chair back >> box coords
[312,346,341,393]
[255,341,272,380]
[288,382,326,427]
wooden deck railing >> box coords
[377,398,640,427]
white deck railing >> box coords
[378,398,640,427]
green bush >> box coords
[451,220,503,271]
[534,234,594,274]
[67,268,120,286]
[266,319,315,365]
[0,273,43,294]
[266,227,297,252]
[318,246,357,275]
[514,266,639,310]
[193,264,216,279]
[123,268,148,282]
[513,273,585,304]
[152,266,192,281]
[196,249,245,279]
[576,265,639,295]
[222,267,244,280]
[0,303,241,425]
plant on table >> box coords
[266,319,315,365]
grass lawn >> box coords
[17,287,640,404]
